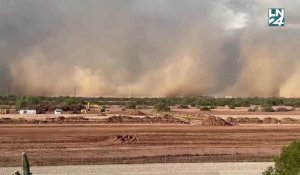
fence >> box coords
[0,146,281,167]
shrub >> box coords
[125,101,136,109]
[263,141,300,175]
[248,106,259,112]
[228,104,236,109]
[15,96,42,110]
[210,105,216,109]
[262,166,276,175]
[154,101,170,112]
[190,102,197,107]
[178,104,189,109]
[63,98,76,106]
[199,106,211,111]
[26,96,41,105]
[15,97,27,110]
[262,106,275,112]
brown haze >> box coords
[0,0,300,97]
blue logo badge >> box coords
[268,8,285,26]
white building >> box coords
[19,110,37,115]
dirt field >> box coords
[1,108,300,167]
[1,124,300,167]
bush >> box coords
[262,106,275,112]
[26,96,41,105]
[63,98,76,106]
[178,104,189,109]
[15,96,42,109]
[15,97,27,110]
[228,104,236,109]
[210,105,216,109]
[248,106,259,112]
[263,166,276,175]
[154,101,170,112]
[199,106,211,111]
[125,101,136,109]
[263,141,300,175]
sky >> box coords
[0,0,300,97]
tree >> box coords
[228,104,236,109]
[63,97,76,106]
[15,97,26,110]
[26,96,41,105]
[154,101,170,112]
[125,101,136,109]
[262,141,300,175]
[15,96,43,110]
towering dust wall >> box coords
[0,0,300,97]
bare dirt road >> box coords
[0,124,300,167]
[0,162,274,175]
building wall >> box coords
[19,110,37,115]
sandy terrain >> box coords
[1,108,300,170]
[0,124,299,167]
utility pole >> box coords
[6,85,10,97]
[131,88,133,98]
[74,87,76,98]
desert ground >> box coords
[1,105,300,175]
[1,121,300,167]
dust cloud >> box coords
[0,0,300,97]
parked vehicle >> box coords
[54,109,63,115]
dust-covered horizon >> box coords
[1,0,300,97]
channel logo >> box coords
[268,8,285,27]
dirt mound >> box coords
[151,114,188,124]
[110,110,146,116]
[225,117,236,124]
[226,117,263,124]
[226,117,300,124]
[0,117,38,124]
[125,110,146,116]
[65,116,88,121]
[113,135,139,144]
[0,118,13,123]
[43,116,88,124]
[106,115,142,123]
[106,114,187,124]
[280,117,299,124]
[200,116,231,126]
[239,117,262,124]
[45,116,65,123]
[263,117,280,124]
[0,115,187,124]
